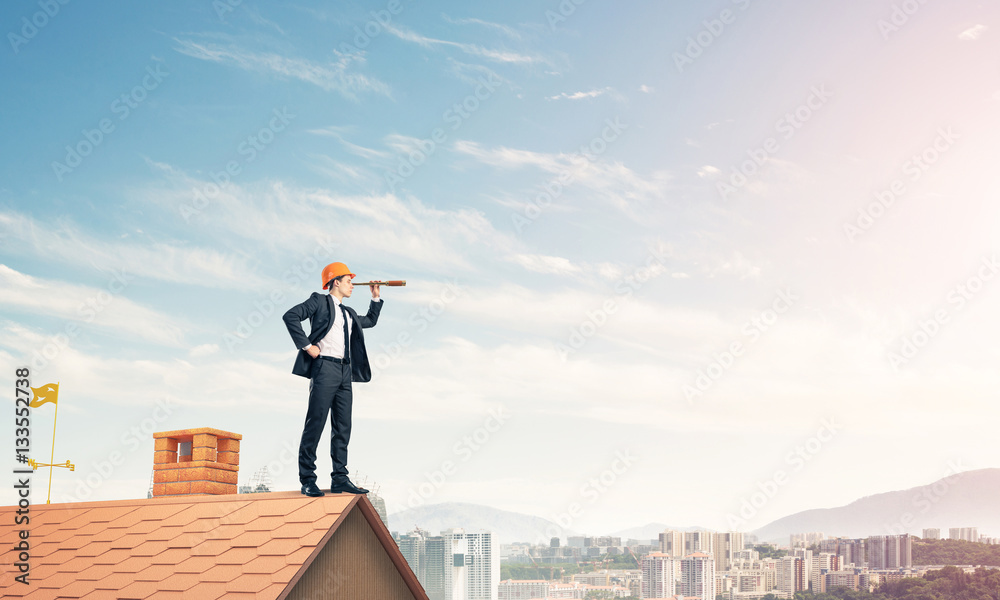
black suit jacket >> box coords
[282,293,383,382]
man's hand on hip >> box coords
[305,345,321,359]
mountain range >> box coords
[387,468,1000,546]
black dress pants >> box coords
[298,358,353,486]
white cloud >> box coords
[135,166,517,276]
[306,154,378,186]
[385,24,541,64]
[638,84,653,94]
[172,38,389,98]
[307,127,391,160]
[547,87,620,101]
[697,165,721,179]
[959,24,987,41]
[189,343,219,358]
[441,15,523,40]
[707,251,762,280]
[508,254,582,275]
[0,265,186,345]
[452,140,670,215]
[0,210,260,290]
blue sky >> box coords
[2,0,1000,537]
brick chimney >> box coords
[152,427,241,497]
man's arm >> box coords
[355,298,383,329]
[282,293,320,350]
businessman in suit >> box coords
[282,262,383,497]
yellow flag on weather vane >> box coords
[27,382,72,504]
[29,383,59,408]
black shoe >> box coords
[301,483,325,497]
[330,479,368,494]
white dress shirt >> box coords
[305,295,381,358]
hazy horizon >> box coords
[2,0,999,534]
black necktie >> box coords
[340,304,350,362]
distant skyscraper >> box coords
[812,552,841,591]
[398,529,428,583]
[733,549,759,561]
[866,534,912,569]
[819,538,865,567]
[777,556,805,598]
[446,529,498,600]
[680,552,715,600]
[712,532,744,571]
[922,528,940,540]
[792,548,813,590]
[641,552,677,599]
[949,527,978,542]
[659,530,684,558]
[400,528,499,600]
[790,532,825,547]
[369,493,389,525]
[684,530,714,555]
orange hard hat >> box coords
[321,262,355,289]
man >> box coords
[282,262,383,497]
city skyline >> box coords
[2,0,1000,535]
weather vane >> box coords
[26,382,74,504]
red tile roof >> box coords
[0,491,403,599]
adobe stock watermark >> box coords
[29,268,133,372]
[887,254,997,370]
[716,85,833,201]
[385,75,502,192]
[337,0,413,54]
[51,63,169,181]
[7,0,71,55]
[545,0,589,30]
[878,0,932,41]
[56,397,176,502]
[673,0,754,73]
[844,127,957,242]
[212,0,242,20]
[555,243,669,361]
[369,280,466,377]
[883,459,970,535]
[512,117,628,233]
[539,449,636,544]
[682,289,798,404]
[222,238,339,352]
[726,418,840,529]
[179,107,295,222]
[405,406,509,508]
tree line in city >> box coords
[912,539,1000,567]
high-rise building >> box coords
[398,529,428,583]
[866,534,912,569]
[423,534,464,600]
[777,556,805,598]
[950,527,978,542]
[792,548,813,590]
[680,552,716,600]
[448,529,499,600]
[684,530,714,555]
[733,549,759,561]
[812,552,841,591]
[818,538,865,567]
[822,571,861,593]
[399,528,499,600]
[659,530,684,558]
[922,528,940,540]
[712,532,744,571]
[641,552,677,599]
[790,532,825,547]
